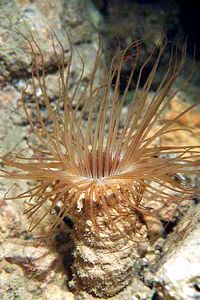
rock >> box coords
[0,91,31,242]
[162,96,200,147]
[0,262,35,300]
[0,253,70,300]
[44,284,75,300]
[0,86,20,107]
[0,229,73,300]
[101,0,181,88]
[0,0,102,81]
[155,204,200,300]
[0,0,30,80]
[0,87,26,153]
[105,0,181,46]
[0,241,58,280]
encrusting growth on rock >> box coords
[0,32,200,297]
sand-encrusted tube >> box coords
[71,210,149,298]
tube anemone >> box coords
[1,33,200,297]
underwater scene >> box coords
[0,1,200,300]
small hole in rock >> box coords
[194,283,200,292]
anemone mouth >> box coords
[83,149,121,180]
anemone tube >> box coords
[1,34,200,297]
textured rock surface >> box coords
[44,285,75,300]
[156,204,200,300]
[0,0,101,81]
[162,96,200,146]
